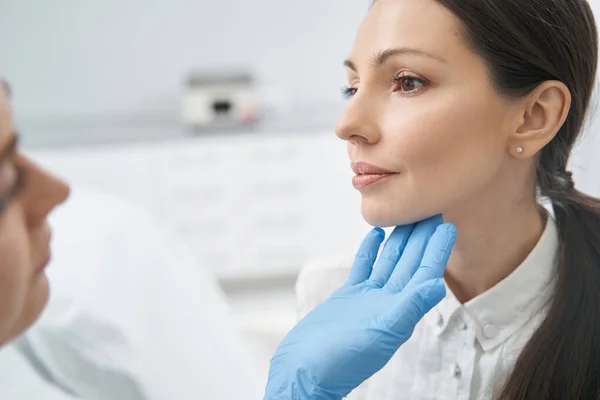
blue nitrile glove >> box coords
[264,215,456,400]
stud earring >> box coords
[516,146,524,154]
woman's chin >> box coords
[362,207,413,228]
[363,215,397,228]
[16,273,50,339]
[361,202,437,228]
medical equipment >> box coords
[182,71,260,129]
[264,218,456,400]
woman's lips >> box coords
[34,227,52,273]
[36,252,51,273]
[352,173,396,189]
[351,162,397,175]
[351,162,399,190]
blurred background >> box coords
[0,0,376,392]
[2,0,600,397]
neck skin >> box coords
[443,167,546,303]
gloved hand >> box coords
[264,215,456,400]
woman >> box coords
[293,0,600,398]
[0,78,456,398]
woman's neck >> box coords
[443,190,546,304]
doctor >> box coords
[0,80,456,400]
[0,186,264,400]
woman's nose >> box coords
[334,95,382,145]
[35,170,70,219]
[20,156,70,224]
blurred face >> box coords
[0,85,69,345]
[335,0,521,227]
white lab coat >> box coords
[0,187,262,400]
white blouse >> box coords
[296,217,558,400]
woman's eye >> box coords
[394,75,427,93]
[341,86,358,99]
[341,75,426,99]
[0,166,28,213]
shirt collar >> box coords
[424,216,559,351]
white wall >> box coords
[0,0,367,121]
[569,0,600,195]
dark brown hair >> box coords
[369,0,600,397]
[371,0,600,397]
[432,0,600,398]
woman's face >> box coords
[336,0,523,227]
[0,85,69,345]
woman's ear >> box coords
[508,80,571,158]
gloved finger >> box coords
[345,227,385,286]
[377,278,446,333]
[368,224,415,287]
[403,223,456,293]
[385,215,444,293]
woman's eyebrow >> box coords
[344,46,448,71]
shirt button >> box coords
[460,321,468,330]
[449,363,461,378]
[483,323,499,338]
[436,312,444,326]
